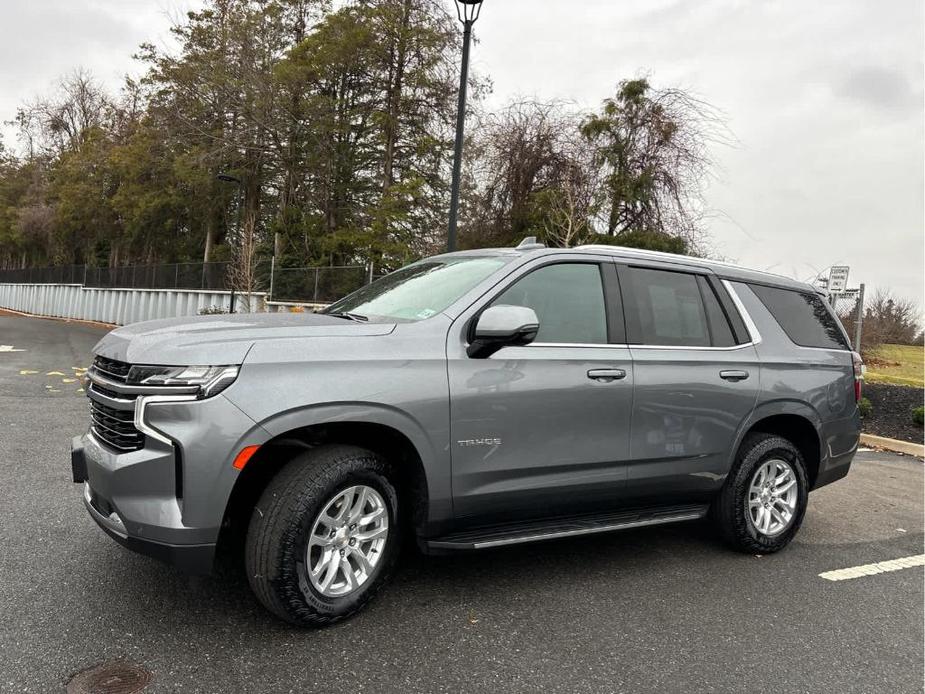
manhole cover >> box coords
[66,661,152,694]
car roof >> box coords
[430,244,818,293]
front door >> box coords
[447,258,634,524]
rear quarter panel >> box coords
[729,282,860,483]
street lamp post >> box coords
[216,172,243,313]
[447,0,484,253]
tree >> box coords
[0,4,725,278]
[462,100,576,248]
[580,78,728,251]
[862,290,922,347]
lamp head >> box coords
[455,0,483,23]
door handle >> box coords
[587,368,626,382]
[719,370,749,382]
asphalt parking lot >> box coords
[0,311,922,693]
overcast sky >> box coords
[1,0,922,303]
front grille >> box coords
[89,382,137,402]
[89,400,144,451]
[92,355,131,384]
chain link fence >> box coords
[84,262,233,290]
[0,265,87,284]
[0,261,372,305]
[270,265,370,304]
[830,286,866,352]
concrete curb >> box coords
[860,433,925,458]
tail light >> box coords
[851,351,864,402]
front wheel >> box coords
[714,433,809,554]
[245,445,400,627]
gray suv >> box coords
[71,240,862,626]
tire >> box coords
[714,433,809,554]
[245,444,400,627]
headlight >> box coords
[126,365,240,398]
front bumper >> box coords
[72,386,267,574]
[72,435,215,574]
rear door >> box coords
[617,262,760,504]
[447,255,634,523]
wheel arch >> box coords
[733,401,824,487]
[218,404,448,558]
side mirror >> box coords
[467,305,540,358]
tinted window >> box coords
[623,267,711,346]
[493,263,607,344]
[697,276,737,347]
[749,284,848,350]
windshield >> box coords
[324,256,510,322]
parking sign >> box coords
[828,266,850,294]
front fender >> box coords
[254,402,450,524]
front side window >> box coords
[324,256,511,322]
[491,263,608,344]
[623,267,712,346]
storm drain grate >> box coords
[66,660,152,694]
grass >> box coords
[865,343,924,387]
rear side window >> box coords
[622,267,711,346]
[748,284,848,350]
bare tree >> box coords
[464,100,576,247]
[15,69,112,156]
[538,137,600,248]
[862,289,922,348]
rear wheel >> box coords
[715,433,809,554]
[245,445,399,627]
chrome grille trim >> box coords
[86,355,203,452]
[92,356,131,383]
[86,368,198,396]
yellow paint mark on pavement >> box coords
[62,378,77,383]
[46,371,66,376]
[19,370,39,375]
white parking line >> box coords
[819,554,925,581]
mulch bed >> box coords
[862,383,924,443]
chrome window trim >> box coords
[134,394,198,446]
[629,342,756,352]
[721,279,762,346]
[527,342,624,349]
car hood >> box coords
[93,312,395,365]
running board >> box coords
[425,505,709,551]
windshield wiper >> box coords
[326,311,368,322]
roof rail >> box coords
[515,236,546,251]
[574,244,805,286]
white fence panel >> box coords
[0,284,267,326]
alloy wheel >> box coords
[306,485,389,598]
[746,458,798,537]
